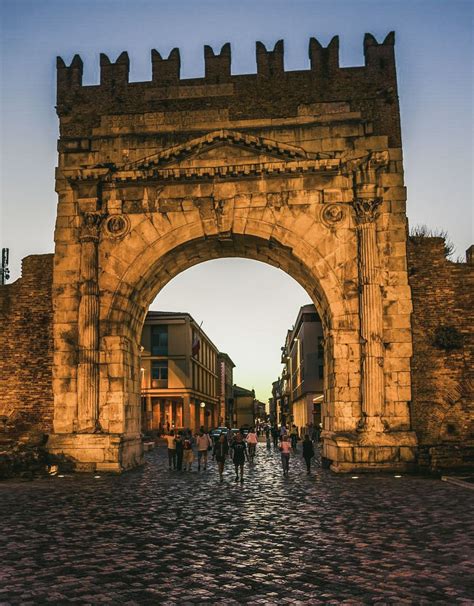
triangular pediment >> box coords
[124,129,317,171]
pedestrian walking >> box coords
[165,431,177,470]
[302,434,315,475]
[313,423,321,444]
[175,431,184,471]
[265,425,271,449]
[290,424,299,453]
[280,435,291,476]
[232,432,249,483]
[195,428,212,471]
[272,426,279,448]
[213,433,229,482]
[279,424,287,441]
[183,430,194,471]
[227,426,235,456]
[246,427,258,463]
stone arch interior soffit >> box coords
[103,233,351,342]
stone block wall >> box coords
[56,32,401,149]
[408,238,474,470]
[1,241,473,472]
[0,254,54,443]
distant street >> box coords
[1,443,473,604]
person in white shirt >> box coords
[195,429,212,471]
[246,428,258,463]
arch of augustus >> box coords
[4,32,471,474]
[45,31,420,471]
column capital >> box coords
[352,198,382,224]
[80,212,105,242]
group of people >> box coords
[163,422,320,480]
[164,426,259,482]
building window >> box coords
[151,360,168,388]
[318,365,324,379]
[151,325,168,356]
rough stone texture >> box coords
[0,445,473,604]
[408,237,474,470]
[48,33,422,472]
[3,237,472,473]
[0,255,54,443]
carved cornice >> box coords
[352,198,382,224]
[116,158,340,182]
[63,134,390,185]
[341,150,389,175]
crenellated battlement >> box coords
[56,32,400,146]
[57,31,395,95]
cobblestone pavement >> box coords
[1,443,473,605]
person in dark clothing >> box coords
[271,426,279,448]
[232,432,249,483]
[290,424,299,453]
[265,425,271,449]
[302,434,315,475]
[313,423,321,444]
[213,433,229,482]
[175,432,184,471]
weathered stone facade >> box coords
[408,238,474,470]
[0,32,471,472]
[46,32,420,472]
[0,255,54,443]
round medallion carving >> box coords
[322,204,345,227]
[104,215,130,238]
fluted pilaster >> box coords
[77,213,102,432]
[354,199,385,433]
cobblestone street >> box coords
[1,443,473,604]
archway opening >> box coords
[101,231,354,467]
[138,257,325,440]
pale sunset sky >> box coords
[1,0,472,401]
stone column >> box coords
[77,212,103,432]
[353,198,385,433]
[182,394,191,429]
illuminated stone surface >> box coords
[0,34,472,473]
[49,35,418,471]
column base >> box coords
[322,430,418,473]
[47,432,144,472]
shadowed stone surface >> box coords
[1,444,473,604]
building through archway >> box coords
[47,33,420,471]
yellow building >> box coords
[140,311,220,433]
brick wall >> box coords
[0,254,54,442]
[408,238,474,470]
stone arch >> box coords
[96,214,361,464]
[49,35,420,471]
[101,216,356,339]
